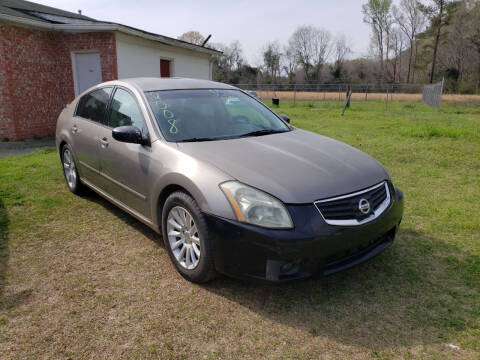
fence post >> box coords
[341,89,353,116]
[293,84,296,107]
[385,85,389,111]
[346,84,351,108]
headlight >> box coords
[220,181,293,229]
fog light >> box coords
[280,261,300,276]
[266,259,301,281]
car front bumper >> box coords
[204,187,404,282]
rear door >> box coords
[97,87,152,218]
[73,52,102,96]
[72,87,112,186]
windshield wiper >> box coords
[178,138,217,142]
[180,130,287,142]
[238,129,287,138]
[179,137,223,142]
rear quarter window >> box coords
[75,87,112,124]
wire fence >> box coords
[234,83,432,108]
[236,83,423,94]
[422,79,445,110]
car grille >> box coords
[314,181,391,226]
[323,227,397,276]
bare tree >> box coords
[281,45,297,84]
[288,26,314,82]
[331,35,352,82]
[205,0,479,92]
[334,35,351,64]
[392,0,426,83]
[178,31,205,45]
[288,25,332,83]
[362,0,393,80]
[228,40,244,70]
[384,9,394,79]
[210,41,245,82]
[312,28,333,83]
[390,27,407,82]
[262,42,281,83]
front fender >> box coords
[149,141,236,228]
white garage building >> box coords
[116,32,215,80]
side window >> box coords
[108,88,147,133]
[75,87,112,124]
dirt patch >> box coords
[0,138,55,158]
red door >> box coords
[160,59,171,77]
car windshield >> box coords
[145,89,290,142]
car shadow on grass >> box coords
[79,188,162,246]
[202,229,479,350]
[77,190,479,350]
[0,197,8,309]
[0,198,33,311]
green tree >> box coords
[419,0,457,83]
[467,0,480,92]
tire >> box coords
[162,191,217,283]
[61,144,83,195]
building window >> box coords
[160,59,171,78]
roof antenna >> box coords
[201,34,211,47]
[78,9,82,15]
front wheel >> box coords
[61,144,83,194]
[162,191,217,283]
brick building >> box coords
[0,0,220,141]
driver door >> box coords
[97,87,152,218]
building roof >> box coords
[0,0,221,56]
[0,0,97,22]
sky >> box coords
[34,0,374,65]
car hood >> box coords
[177,129,390,204]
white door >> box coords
[72,52,102,96]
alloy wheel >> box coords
[63,148,77,190]
[166,206,201,270]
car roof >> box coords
[110,77,238,92]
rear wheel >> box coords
[61,144,83,194]
[162,191,216,283]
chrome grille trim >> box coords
[314,181,391,226]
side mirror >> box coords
[112,126,149,145]
[279,114,290,124]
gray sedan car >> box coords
[56,78,403,283]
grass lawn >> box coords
[0,100,479,359]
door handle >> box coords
[71,125,78,134]
[100,137,109,148]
